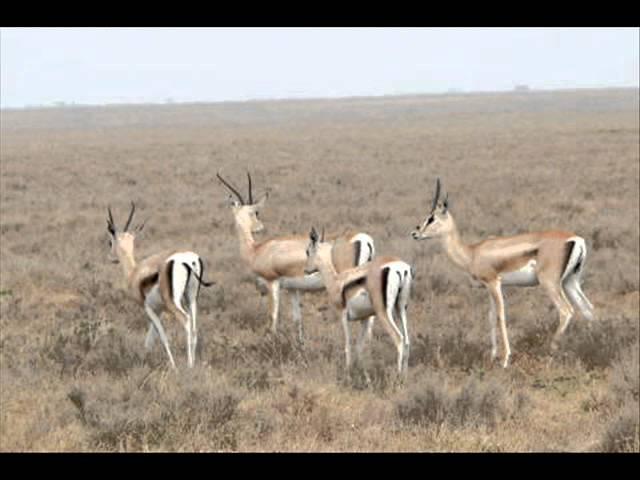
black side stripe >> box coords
[167,260,175,302]
[573,247,584,274]
[341,276,367,307]
[381,266,390,308]
[562,241,576,278]
[353,241,362,267]
[183,265,192,307]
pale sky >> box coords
[1,27,638,108]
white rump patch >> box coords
[562,236,587,281]
[166,251,201,315]
[351,233,375,265]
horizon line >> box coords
[1,84,638,112]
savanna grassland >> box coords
[0,88,638,452]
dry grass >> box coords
[1,88,638,451]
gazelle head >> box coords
[411,178,453,240]
[106,202,146,263]
[217,171,268,234]
[304,226,326,274]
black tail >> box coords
[182,262,215,289]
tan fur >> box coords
[307,241,411,374]
[412,186,593,368]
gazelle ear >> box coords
[227,194,240,207]
[442,193,449,213]
[309,226,319,243]
[255,192,268,209]
[135,218,148,234]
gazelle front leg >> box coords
[487,280,510,368]
[291,289,304,344]
[487,290,498,361]
[341,310,353,370]
[355,316,375,385]
[269,279,281,333]
[355,316,375,360]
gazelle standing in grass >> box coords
[216,172,375,343]
[411,179,595,368]
[304,227,413,375]
[106,202,214,370]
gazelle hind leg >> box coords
[144,304,177,370]
[383,303,405,375]
[564,275,594,322]
[187,278,199,366]
[396,274,412,374]
[540,278,575,349]
[144,322,158,351]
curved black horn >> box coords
[107,206,116,233]
[247,171,253,205]
[431,177,442,213]
[123,201,136,232]
[216,172,245,205]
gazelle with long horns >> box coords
[304,227,413,375]
[106,203,214,369]
[216,172,375,343]
[411,179,594,368]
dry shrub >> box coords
[233,367,270,391]
[560,316,638,370]
[410,330,485,371]
[396,373,528,430]
[609,344,639,405]
[597,344,640,452]
[68,371,241,451]
[244,331,308,367]
[42,318,142,377]
[342,360,397,393]
[600,404,639,452]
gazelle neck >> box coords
[118,248,136,280]
[234,218,257,265]
[314,245,342,305]
[440,216,473,271]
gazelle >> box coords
[304,227,413,375]
[411,179,595,368]
[216,172,375,343]
[106,202,214,370]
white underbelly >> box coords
[279,272,325,291]
[346,289,374,320]
[500,260,539,286]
